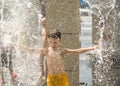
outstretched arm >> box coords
[39,48,48,80]
[39,49,45,79]
[19,45,41,53]
[63,46,98,54]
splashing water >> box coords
[84,0,119,85]
[0,0,42,86]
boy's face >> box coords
[48,37,60,48]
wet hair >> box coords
[47,29,61,39]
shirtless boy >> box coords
[21,29,98,86]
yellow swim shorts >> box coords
[47,72,70,86]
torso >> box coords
[44,47,65,74]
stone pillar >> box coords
[46,0,80,86]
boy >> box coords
[21,29,98,86]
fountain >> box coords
[85,0,120,85]
[0,0,42,86]
[1,0,120,86]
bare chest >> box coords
[49,50,63,59]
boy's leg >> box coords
[1,67,5,83]
[9,53,14,80]
[9,66,14,80]
[1,56,5,83]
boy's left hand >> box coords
[92,45,99,50]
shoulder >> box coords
[59,48,70,54]
[40,48,48,54]
[41,48,48,52]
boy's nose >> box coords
[53,42,57,43]
[51,40,55,43]
[52,39,56,41]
